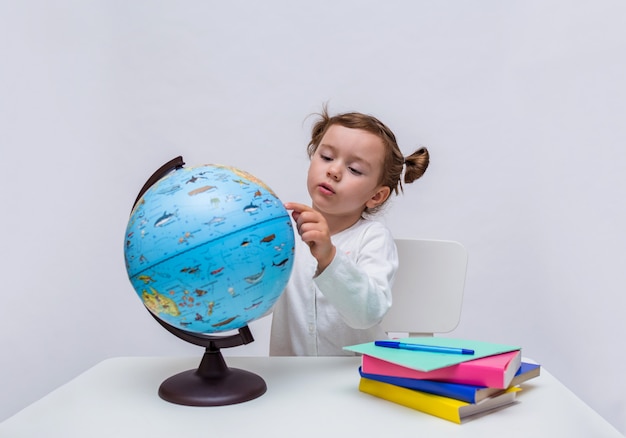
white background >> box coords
[1,0,625,434]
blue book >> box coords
[510,362,541,387]
[358,362,540,404]
[358,367,498,403]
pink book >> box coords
[361,350,522,389]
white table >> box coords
[0,356,622,437]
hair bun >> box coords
[403,147,429,184]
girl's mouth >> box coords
[318,183,335,195]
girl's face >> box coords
[307,124,391,227]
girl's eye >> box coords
[349,167,363,176]
[321,155,332,162]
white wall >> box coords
[1,0,625,433]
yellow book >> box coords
[358,377,520,424]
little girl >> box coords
[269,106,429,356]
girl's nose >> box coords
[327,165,340,181]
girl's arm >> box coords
[314,225,397,329]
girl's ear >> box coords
[365,186,391,209]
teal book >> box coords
[344,337,520,372]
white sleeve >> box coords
[313,225,397,329]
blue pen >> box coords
[375,340,475,355]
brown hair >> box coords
[307,105,429,212]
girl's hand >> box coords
[284,202,336,274]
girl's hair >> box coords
[307,105,429,212]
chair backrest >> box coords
[380,239,468,337]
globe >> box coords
[124,162,295,335]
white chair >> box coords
[381,239,468,337]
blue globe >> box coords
[124,164,295,334]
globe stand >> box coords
[151,312,267,406]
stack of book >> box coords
[343,338,540,424]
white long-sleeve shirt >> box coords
[269,218,398,356]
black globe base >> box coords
[158,346,266,406]
[148,313,266,406]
